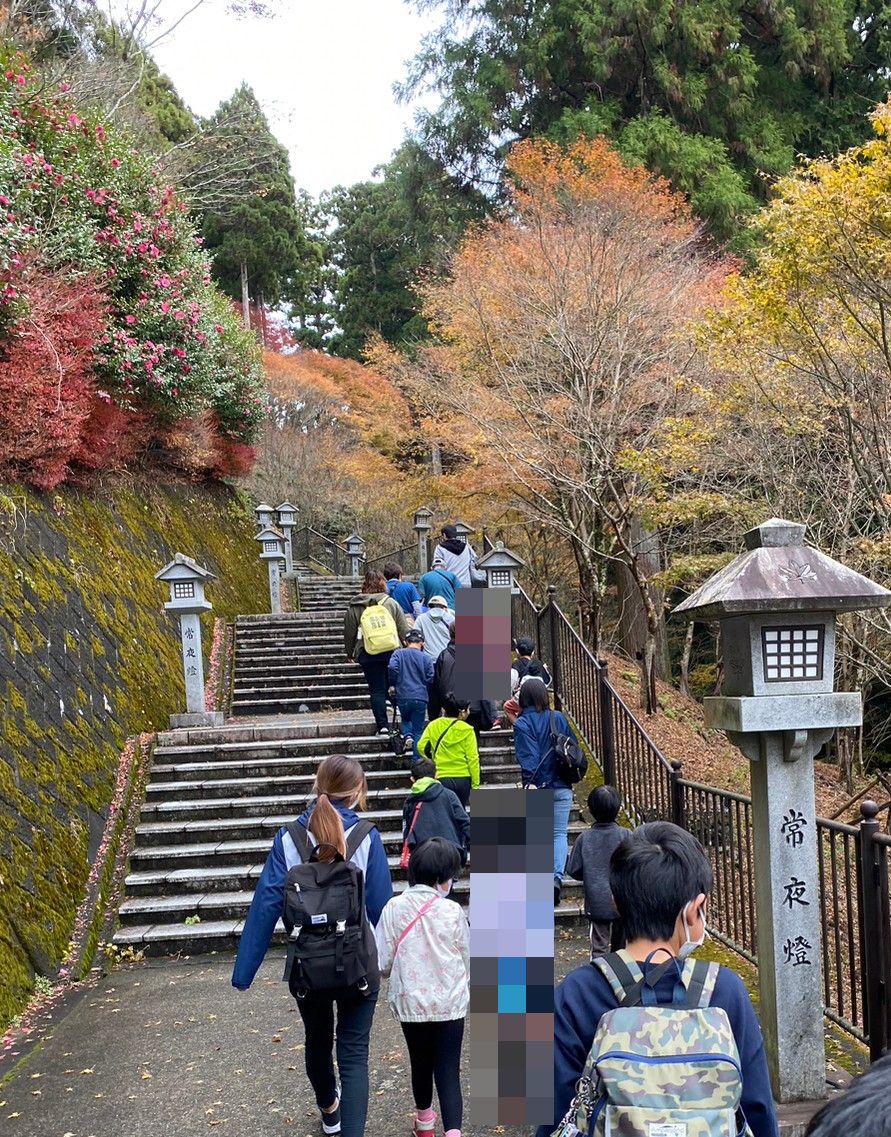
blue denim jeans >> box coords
[296,987,379,1137]
[398,698,428,762]
[553,784,573,884]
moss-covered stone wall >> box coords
[0,481,265,1026]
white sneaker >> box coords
[321,1095,341,1134]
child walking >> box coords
[388,629,435,761]
[416,693,480,807]
[375,838,470,1137]
[565,784,629,958]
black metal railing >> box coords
[514,581,891,1059]
[364,541,428,578]
[292,527,355,577]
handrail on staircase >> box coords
[293,526,355,578]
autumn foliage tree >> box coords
[392,136,730,704]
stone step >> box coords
[233,648,343,664]
[143,763,519,803]
[149,746,517,781]
[154,728,511,756]
[113,885,586,953]
[157,718,379,749]
[133,805,583,849]
[231,682,369,700]
[233,662,359,679]
[230,694,370,715]
[129,819,590,873]
[138,783,512,822]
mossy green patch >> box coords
[0,479,264,1027]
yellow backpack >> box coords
[359,600,400,654]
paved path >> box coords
[1,928,594,1137]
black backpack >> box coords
[281,820,379,998]
[550,711,587,785]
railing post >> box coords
[859,800,890,1060]
[547,584,562,711]
[597,658,617,788]
[670,760,685,828]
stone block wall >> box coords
[0,481,265,1025]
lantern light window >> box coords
[762,625,823,682]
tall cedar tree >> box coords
[326,140,487,358]
[200,84,305,311]
[402,0,891,242]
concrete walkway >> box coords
[1,927,595,1137]
[1,923,837,1137]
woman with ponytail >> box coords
[233,754,393,1137]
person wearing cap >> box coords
[388,629,435,762]
[418,557,461,611]
[432,524,486,589]
[513,637,551,689]
[414,596,455,661]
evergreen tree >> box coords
[403,0,891,241]
[198,84,305,316]
[327,140,486,358]
[283,191,338,350]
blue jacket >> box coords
[387,578,422,615]
[388,647,434,701]
[534,960,778,1137]
[418,567,460,610]
[231,801,393,990]
[513,708,576,788]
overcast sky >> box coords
[150,0,438,198]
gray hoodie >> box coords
[414,606,455,660]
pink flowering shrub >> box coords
[0,49,266,487]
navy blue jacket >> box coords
[231,801,393,990]
[534,959,778,1137]
[387,578,422,615]
[388,647,434,701]
[513,708,576,788]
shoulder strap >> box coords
[345,819,374,860]
[432,719,459,759]
[394,895,439,957]
[592,951,642,1003]
[683,958,720,1008]
[286,821,312,862]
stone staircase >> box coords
[114,574,584,956]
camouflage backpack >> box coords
[552,951,754,1137]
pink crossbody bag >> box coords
[392,896,438,959]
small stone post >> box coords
[674,518,891,1102]
[276,501,298,575]
[256,526,287,613]
[414,506,433,575]
[154,553,223,729]
[345,533,365,580]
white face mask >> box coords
[677,901,707,960]
[435,880,452,898]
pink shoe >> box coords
[412,1110,437,1137]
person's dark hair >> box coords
[588,784,621,823]
[442,691,470,717]
[609,821,713,942]
[516,637,535,657]
[411,757,437,780]
[383,562,402,581]
[518,677,549,712]
[525,660,546,679]
[361,568,387,594]
[805,1053,891,1137]
[441,524,458,540]
[408,836,462,886]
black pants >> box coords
[357,649,393,729]
[296,987,379,1137]
[440,776,471,808]
[401,1018,465,1131]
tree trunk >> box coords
[614,516,671,680]
[679,620,695,698]
[431,442,443,476]
[240,260,250,330]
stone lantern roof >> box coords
[673,518,891,621]
[154,552,216,584]
[476,541,525,570]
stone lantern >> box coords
[413,506,433,575]
[476,541,525,593]
[453,520,475,541]
[276,500,298,575]
[256,525,286,614]
[674,517,891,1102]
[344,533,365,579]
[155,553,223,728]
[254,501,275,531]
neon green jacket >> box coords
[416,716,480,787]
